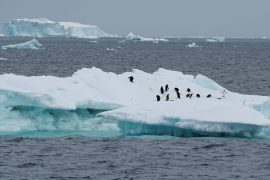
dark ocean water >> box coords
[0,37,270,179]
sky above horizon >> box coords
[0,0,269,38]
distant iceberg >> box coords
[0,57,8,61]
[1,39,42,50]
[186,42,200,48]
[206,37,225,42]
[3,18,118,39]
[0,34,3,37]
[125,32,169,43]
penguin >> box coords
[128,76,134,83]
[176,91,181,99]
[160,86,164,94]
[196,94,200,98]
[166,94,170,101]
[174,87,179,92]
[206,94,211,98]
[187,88,191,93]
[156,95,161,102]
[189,93,193,99]
[165,84,169,92]
[186,94,190,98]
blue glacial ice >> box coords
[0,67,269,137]
[3,18,118,39]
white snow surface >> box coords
[0,67,269,131]
[1,39,42,50]
[3,18,118,39]
[206,37,225,42]
[125,32,169,43]
[186,42,200,48]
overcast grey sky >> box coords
[0,0,269,37]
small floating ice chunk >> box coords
[1,39,42,50]
[206,37,225,42]
[186,42,200,48]
[106,48,117,51]
[89,40,98,43]
[125,32,169,43]
[0,57,8,61]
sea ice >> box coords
[0,67,269,137]
[186,42,200,48]
[1,39,42,50]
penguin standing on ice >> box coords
[166,94,170,101]
[128,76,134,83]
[160,86,164,94]
[206,94,211,98]
[176,91,181,99]
[189,93,193,99]
[196,94,200,98]
[156,95,161,102]
[165,84,169,92]
[174,87,180,99]
[186,88,191,98]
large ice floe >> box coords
[1,39,42,50]
[125,32,169,43]
[0,67,269,138]
[3,18,118,39]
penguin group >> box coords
[155,85,225,102]
[127,76,226,102]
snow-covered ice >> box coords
[125,32,169,43]
[1,39,42,50]
[186,42,200,48]
[3,18,118,39]
[0,67,269,137]
[206,37,225,42]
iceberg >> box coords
[0,33,3,37]
[206,37,225,42]
[0,67,269,137]
[0,57,8,61]
[3,18,118,39]
[186,42,200,48]
[125,32,169,43]
[1,39,42,50]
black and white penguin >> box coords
[174,87,179,92]
[187,88,191,93]
[186,94,190,98]
[196,94,200,98]
[128,76,134,83]
[165,84,169,92]
[166,94,170,101]
[176,91,181,99]
[156,95,161,101]
[160,86,164,94]
[206,94,211,98]
[189,93,193,98]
